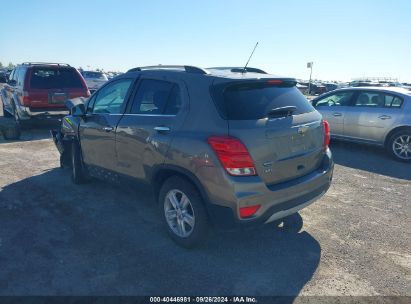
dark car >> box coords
[309,83,327,95]
[324,83,338,92]
[52,65,333,247]
[0,62,90,139]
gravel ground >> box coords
[0,115,410,298]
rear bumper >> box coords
[204,149,334,229]
[16,104,69,120]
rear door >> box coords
[115,77,188,180]
[212,80,325,185]
[312,90,354,136]
[79,78,134,171]
[344,91,404,143]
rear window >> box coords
[30,67,84,89]
[212,81,315,120]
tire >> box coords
[71,141,88,184]
[387,129,411,163]
[1,123,21,140]
[159,176,209,248]
[282,213,304,233]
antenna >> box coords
[242,42,259,74]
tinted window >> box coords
[354,92,403,108]
[93,79,133,114]
[314,91,353,107]
[212,82,314,120]
[130,79,181,115]
[30,67,84,89]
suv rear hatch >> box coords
[25,66,88,109]
[211,79,325,185]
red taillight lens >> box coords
[267,79,283,85]
[239,204,261,218]
[323,119,330,150]
[208,136,257,176]
[22,91,31,105]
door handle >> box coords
[378,115,391,120]
[332,113,342,117]
[154,126,170,133]
[102,126,114,132]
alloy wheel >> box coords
[164,189,195,238]
[392,135,411,160]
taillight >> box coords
[22,91,31,105]
[239,204,261,218]
[267,79,283,85]
[208,136,257,176]
[323,120,330,150]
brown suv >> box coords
[0,62,90,139]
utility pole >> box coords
[307,62,313,95]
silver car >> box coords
[81,71,108,91]
[312,87,411,162]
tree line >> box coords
[0,62,16,69]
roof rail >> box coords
[21,62,71,67]
[208,67,267,74]
[127,65,208,75]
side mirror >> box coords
[8,79,17,86]
[71,103,86,117]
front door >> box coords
[312,90,354,137]
[79,78,134,171]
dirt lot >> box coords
[0,116,410,298]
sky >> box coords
[1,0,410,82]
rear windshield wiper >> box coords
[267,106,297,118]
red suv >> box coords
[0,62,89,139]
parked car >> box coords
[52,65,333,247]
[324,83,338,92]
[81,71,108,92]
[296,82,308,94]
[312,87,411,162]
[309,83,327,95]
[0,70,8,84]
[349,81,381,87]
[0,62,89,139]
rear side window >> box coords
[130,79,182,115]
[212,81,314,120]
[29,67,84,89]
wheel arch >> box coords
[384,125,411,148]
[151,165,212,209]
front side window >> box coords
[92,79,133,114]
[314,91,353,107]
[130,79,182,115]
